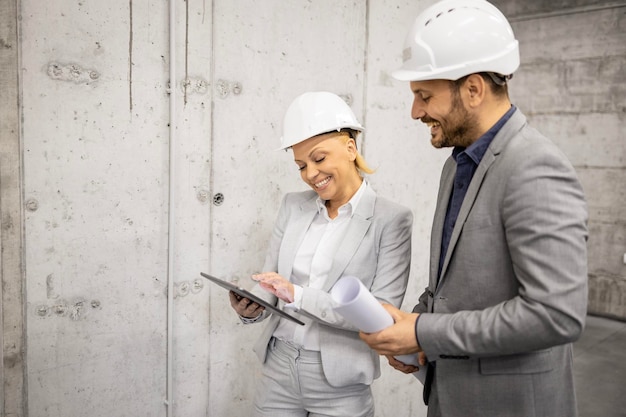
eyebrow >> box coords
[294,147,326,165]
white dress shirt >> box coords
[272,180,367,351]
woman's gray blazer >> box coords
[252,184,413,387]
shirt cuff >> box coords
[239,311,264,324]
[284,285,303,310]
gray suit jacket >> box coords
[415,109,588,417]
[252,184,413,387]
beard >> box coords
[425,90,480,149]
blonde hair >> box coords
[336,129,375,175]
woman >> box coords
[230,91,413,417]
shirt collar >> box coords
[315,178,367,217]
[453,105,517,165]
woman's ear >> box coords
[346,137,358,161]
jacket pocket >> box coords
[479,349,553,375]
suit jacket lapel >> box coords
[438,151,495,284]
[436,110,527,288]
[431,157,455,290]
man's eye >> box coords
[420,95,431,103]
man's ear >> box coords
[464,73,486,107]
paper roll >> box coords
[331,276,425,381]
[331,275,394,333]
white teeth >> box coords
[315,177,331,188]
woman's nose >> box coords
[304,166,318,181]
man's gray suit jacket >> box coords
[415,109,588,417]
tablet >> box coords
[200,272,305,326]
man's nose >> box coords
[411,99,426,120]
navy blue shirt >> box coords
[437,105,517,281]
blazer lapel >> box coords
[322,185,375,292]
[277,195,318,280]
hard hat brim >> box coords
[276,126,365,151]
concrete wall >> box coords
[1,0,25,415]
[1,0,624,416]
[491,0,626,320]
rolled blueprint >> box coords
[331,276,426,383]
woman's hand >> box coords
[385,351,428,374]
[251,272,295,303]
[229,291,264,318]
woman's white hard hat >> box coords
[392,0,519,82]
[278,91,364,150]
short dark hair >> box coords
[453,72,510,99]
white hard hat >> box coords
[278,91,364,150]
[392,0,519,82]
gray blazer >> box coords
[415,109,588,417]
[252,184,413,387]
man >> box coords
[360,1,589,416]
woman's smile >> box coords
[314,176,332,190]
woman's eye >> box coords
[297,165,305,171]
[315,157,325,164]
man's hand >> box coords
[360,304,422,356]
[251,272,295,303]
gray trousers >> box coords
[253,338,374,417]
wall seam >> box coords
[509,2,626,22]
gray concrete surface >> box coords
[2,1,625,416]
[574,314,626,417]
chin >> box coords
[431,137,444,149]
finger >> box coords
[386,355,401,366]
[229,292,246,312]
[244,302,258,315]
[258,282,277,295]
[385,355,415,373]
[382,303,404,322]
[398,364,420,374]
[252,272,276,282]
[228,291,239,306]
[242,302,264,318]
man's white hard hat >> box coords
[392,0,519,82]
